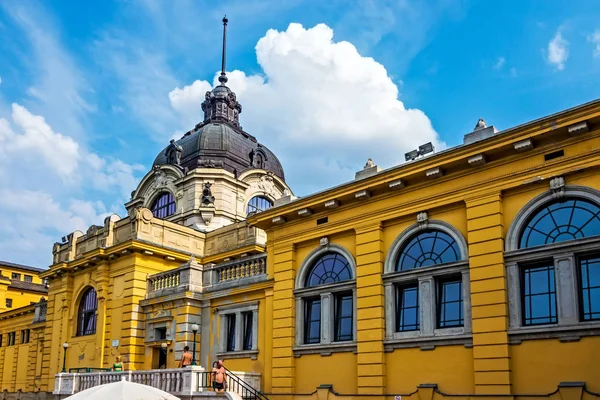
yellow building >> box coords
[0,55,600,399]
[0,261,47,311]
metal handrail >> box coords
[223,366,268,400]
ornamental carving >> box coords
[417,211,429,231]
[201,183,215,206]
[258,173,275,196]
[550,176,565,199]
[152,168,170,190]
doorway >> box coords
[152,346,168,369]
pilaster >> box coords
[354,223,386,395]
[465,194,511,394]
[270,243,296,394]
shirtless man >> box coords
[211,360,226,392]
[179,346,192,368]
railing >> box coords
[54,366,265,399]
[149,270,180,291]
[214,254,267,284]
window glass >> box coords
[11,273,20,280]
[246,196,273,215]
[304,298,321,344]
[397,230,460,271]
[242,311,253,350]
[396,284,419,331]
[226,314,236,352]
[5,299,12,308]
[522,264,557,325]
[24,275,33,282]
[579,255,600,321]
[334,294,353,341]
[438,278,464,328]
[305,253,352,288]
[77,288,98,336]
[519,199,600,249]
[151,192,176,219]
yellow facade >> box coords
[0,100,599,400]
[0,261,47,312]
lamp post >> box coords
[61,342,69,373]
[191,324,199,366]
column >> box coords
[466,194,512,395]
[355,223,386,395]
[200,300,211,368]
[270,243,296,394]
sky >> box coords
[0,0,599,268]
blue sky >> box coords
[0,0,599,267]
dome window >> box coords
[247,196,273,215]
[151,192,176,219]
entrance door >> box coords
[152,347,168,369]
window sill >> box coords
[216,350,258,360]
[384,333,472,351]
[293,342,356,357]
[508,321,600,344]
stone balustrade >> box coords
[213,254,267,284]
[53,367,261,399]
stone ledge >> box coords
[293,342,356,357]
[216,350,259,360]
[508,323,600,344]
[384,334,472,351]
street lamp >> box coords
[61,342,69,373]
[191,324,199,366]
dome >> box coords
[153,122,285,180]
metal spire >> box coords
[219,15,228,84]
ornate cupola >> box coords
[200,16,243,129]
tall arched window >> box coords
[506,191,600,331]
[77,288,98,336]
[151,192,176,218]
[246,196,273,215]
[296,247,356,349]
[384,222,470,344]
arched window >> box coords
[305,253,352,287]
[246,196,273,215]
[296,247,356,348]
[396,230,461,271]
[506,190,600,330]
[77,288,98,336]
[519,198,600,249]
[151,192,176,218]
[385,222,470,342]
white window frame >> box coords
[383,220,472,350]
[294,244,357,356]
[216,301,259,359]
[504,185,600,343]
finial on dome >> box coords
[219,15,228,84]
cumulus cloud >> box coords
[0,104,143,266]
[588,30,600,58]
[547,31,569,70]
[169,23,441,194]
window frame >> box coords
[505,186,600,343]
[21,329,30,344]
[11,273,21,281]
[216,302,259,359]
[150,191,176,219]
[6,298,12,308]
[294,244,357,356]
[246,195,274,215]
[383,220,472,350]
[24,275,33,283]
[7,332,15,346]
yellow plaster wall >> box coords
[0,265,43,284]
[386,346,474,394]
[295,353,357,394]
[510,337,600,394]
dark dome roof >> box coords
[153,122,285,180]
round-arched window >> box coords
[305,252,352,287]
[151,192,176,218]
[77,288,98,336]
[519,198,600,249]
[396,230,461,271]
[246,196,273,215]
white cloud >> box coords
[0,104,142,267]
[547,31,569,70]
[170,23,441,194]
[588,30,600,58]
[493,57,505,70]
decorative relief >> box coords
[152,167,170,190]
[550,176,565,199]
[258,172,275,196]
[201,183,215,206]
[417,211,429,230]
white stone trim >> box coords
[216,302,259,354]
[505,185,600,251]
[384,220,469,274]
